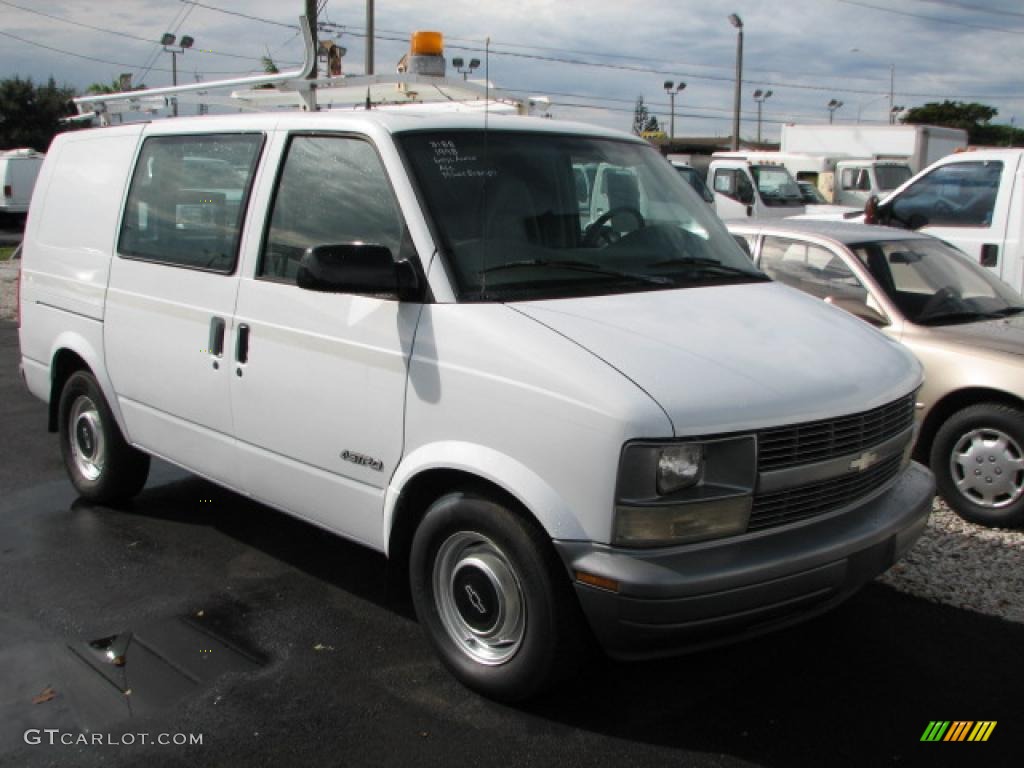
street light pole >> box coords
[729,14,743,151]
[889,63,896,124]
[161,33,193,117]
[828,98,844,124]
[753,89,772,144]
[663,80,686,140]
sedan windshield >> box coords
[399,131,764,301]
[852,238,1024,325]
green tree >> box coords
[632,96,650,135]
[0,76,79,152]
[900,100,1024,145]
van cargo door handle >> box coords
[236,324,250,364]
[208,317,226,357]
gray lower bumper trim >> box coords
[554,461,934,660]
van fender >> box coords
[383,441,588,551]
[48,329,131,439]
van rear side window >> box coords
[118,134,263,272]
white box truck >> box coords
[780,124,967,174]
[0,149,45,217]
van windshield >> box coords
[750,165,803,206]
[399,131,765,301]
[875,165,912,191]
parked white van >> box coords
[0,148,45,217]
[18,111,934,701]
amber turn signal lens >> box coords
[575,571,620,592]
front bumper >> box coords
[554,461,934,660]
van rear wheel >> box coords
[58,371,150,503]
[409,491,585,702]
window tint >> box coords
[260,136,406,283]
[889,160,1002,229]
[119,134,263,271]
[760,236,870,306]
[713,169,735,195]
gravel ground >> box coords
[880,496,1024,624]
[0,277,1020,625]
[0,261,17,321]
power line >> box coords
[0,0,270,64]
[835,0,1024,34]
[0,29,258,77]
[909,0,1024,19]
[178,0,1019,101]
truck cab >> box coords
[832,158,912,207]
[707,155,805,220]
[872,148,1024,296]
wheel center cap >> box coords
[452,565,500,632]
[76,420,95,457]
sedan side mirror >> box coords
[297,243,420,301]
[825,295,889,327]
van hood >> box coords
[514,282,922,437]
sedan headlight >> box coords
[614,435,757,548]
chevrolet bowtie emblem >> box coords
[850,451,880,472]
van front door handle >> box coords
[236,324,250,365]
[208,316,225,357]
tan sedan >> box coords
[729,219,1024,527]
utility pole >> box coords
[366,0,375,75]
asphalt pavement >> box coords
[1,320,1021,768]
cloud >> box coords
[0,0,1020,138]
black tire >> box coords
[409,490,586,702]
[58,370,150,503]
[930,403,1024,527]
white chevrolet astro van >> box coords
[18,112,934,701]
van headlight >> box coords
[656,444,704,494]
[614,435,757,548]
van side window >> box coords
[118,134,263,272]
[760,236,870,306]
[889,160,1002,229]
[259,135,406,283]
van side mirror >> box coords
[738,185,755,205]
[297,243,420,301]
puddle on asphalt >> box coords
[1,614,266,740]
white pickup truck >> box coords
[868,148,1024,296]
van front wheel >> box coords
[58,371,150,503]
[409,491,584,702]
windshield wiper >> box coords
[478,259,673,286]
[916,310,993,326]
[647,257,769,280]
[988,306,1024,318]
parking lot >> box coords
[0,321,1021,767]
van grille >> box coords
[757,394,915,472]
[749,454,903,532]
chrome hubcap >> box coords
[951,428,1024,508]
[69,395,105,482]
[433,532,525,666]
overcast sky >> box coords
[1,0,1021,140]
